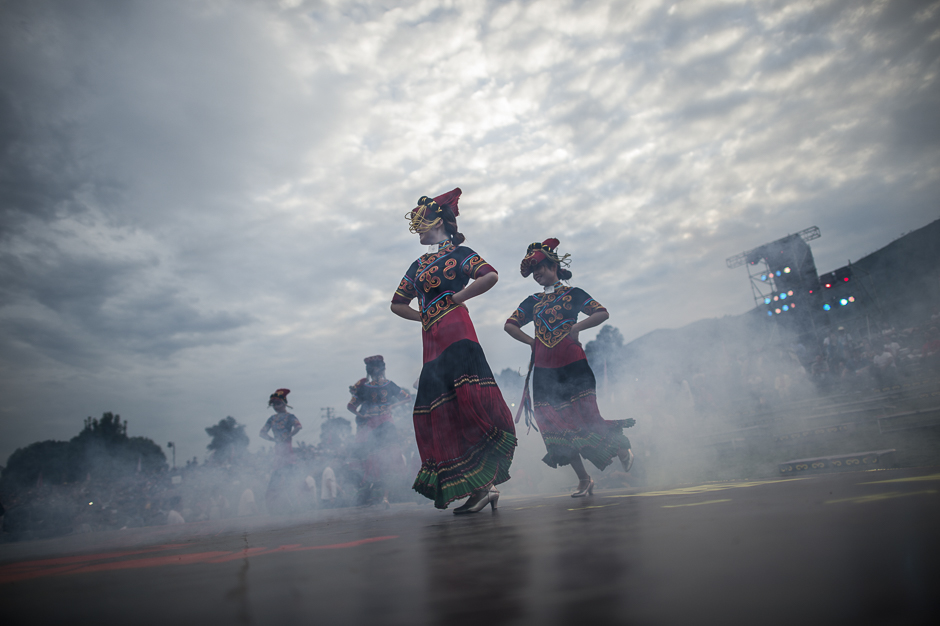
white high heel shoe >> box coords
[620,449,634,473]
[571,478,594,498]
[453,487,499,514]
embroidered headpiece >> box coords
[406,188,462,234]
[364,355,385,365]
[520,238,571,277]
[269,388,290,406]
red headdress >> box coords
[269,388,290,406]
[406,188,462,233]
[520,238,571,277]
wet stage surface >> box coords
[2,467,939,625]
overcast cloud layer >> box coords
[1,0,938,465]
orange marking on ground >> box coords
[1,544,188,571]
[70,551,233,575]
[204,547,272,563]
[295,536,397,550]
[0,536,398,584]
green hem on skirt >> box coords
[412,427,517,509]
[542,420,632,470]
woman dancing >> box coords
[504,239,634,497]
[347,355,412,508]
[259,388,303,511]
[390,188,516,513]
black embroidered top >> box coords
[506,282,607,348]
[347,378,411,424]
[392,242,496,330]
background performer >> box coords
[504,239,634,497]
[390,188,516,513]
[347,355,412,508]
[259,388,302,511]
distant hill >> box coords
[587,217,940,384]
[846,218,940,328]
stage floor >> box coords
[2,467,939,625]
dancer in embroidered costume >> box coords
[259,388,303,511]
[347,355,412,508]
[391,188,516,513]
[504,239,635,497]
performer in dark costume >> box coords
[390,188,516,513]
[504,239,634,497]
[347,355,412,508]
[259,388,302,511]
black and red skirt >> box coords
[412,306,516,509]
[532,336,631,469]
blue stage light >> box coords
[780,293,787,300]
[782,305,789,311]
[823,304,831,311]
[764,297,771,304]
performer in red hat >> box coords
[391,188,516,513]
[347,355,412,508]
[505,239,634,497]
[259,388,303,512]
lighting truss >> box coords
[725,226,821,269]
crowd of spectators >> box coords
[808,312,940,391]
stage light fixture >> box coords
[787,290,793,296]
[767,311,773,316]
[843,277,849,282]
[774,296,779,301]
[823,304,831,311]
[782,305,789,311]
[784,267,791,273]
[764,297,771,304]
[825,283,831,288]
[780,293,787,299]
[761,275,767,281]
[840,299,848,306]
[775,308,781,314]
[849,296,855,302]
[776,270,781,276]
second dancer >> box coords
[505,238,634,497]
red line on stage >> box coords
[0,536,399,584]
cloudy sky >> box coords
[1,0,938,466]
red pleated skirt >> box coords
[412,306,516,508]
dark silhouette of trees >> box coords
[496,368,524,404]
[318,410,351,453]
[205,416,249,462]
[0,413,167,495]
[585,325,625,379]
[1,441,71,488]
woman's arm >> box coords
[569,310,609,345]
[390,303,422,322]
[504,322,535,346]
[347,401,364,420]
[452,272,498,305]
[259,423,274,442]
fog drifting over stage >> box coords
[1,0,938,465]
